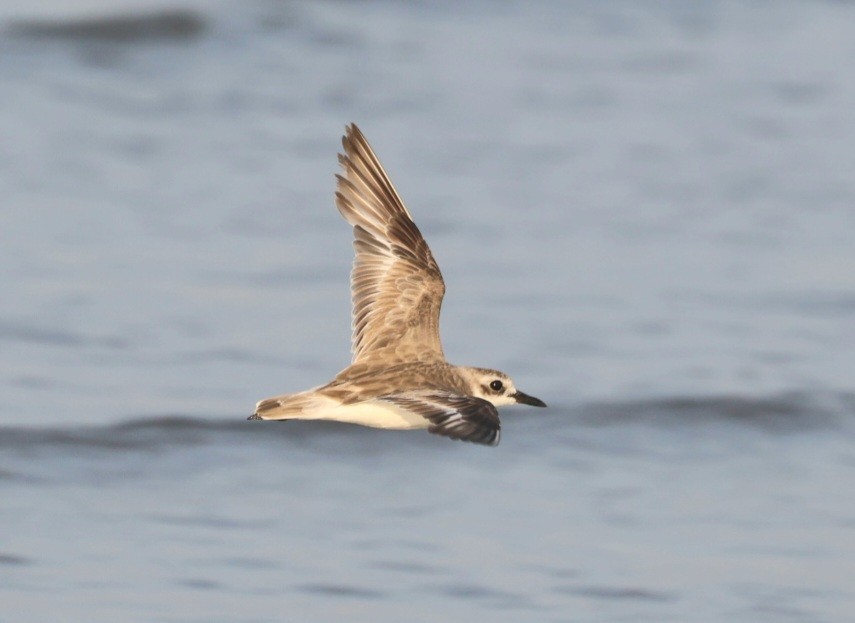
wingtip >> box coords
[340,124,363,162]
[482,429,501,447]
[343,122,362,144]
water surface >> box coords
[2,1,854,621]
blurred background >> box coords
[1,1,854,621]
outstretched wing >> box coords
[379,391,501,446]
[335,124,446,365]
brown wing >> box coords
[335,124,446,364]
[379,391,501,446]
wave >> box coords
[5,9,205,43]
[576,391,855,433]
[1,391,852,453]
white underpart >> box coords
[259,395,429,430]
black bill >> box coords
[512,391,547,407]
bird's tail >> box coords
[249,389,338,421]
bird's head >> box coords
[457,367,547,408]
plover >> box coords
[249,124,545,445]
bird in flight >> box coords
[249,124,545,445]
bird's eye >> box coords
[490,380,504,392]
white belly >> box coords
[288,397,428,430]
[323,400,428,430]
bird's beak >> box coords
[512,391,547,407]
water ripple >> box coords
[6,9,206,43]
[0,391,852,455]
[296,583,384,599]
[554,584,676,602]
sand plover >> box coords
[249,124,545,445]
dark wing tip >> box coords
[428,420,500,446]
[381,393,501,447]
[439,397,500,446]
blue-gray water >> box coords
[2,1,854,621]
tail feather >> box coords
[251,390,338,421]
